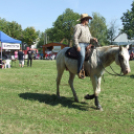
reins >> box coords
[103,65,124,76]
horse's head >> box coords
[115,45,131,75]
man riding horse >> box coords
[56,14,131,111]
[74,13,98,79]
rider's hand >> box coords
[94,38,98,43]
[77,46,81,52]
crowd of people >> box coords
[0,47,44,69]
[44,50,57,60]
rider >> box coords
[74,13,98,79]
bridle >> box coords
[90,44,126,77]
[103,51,126,77]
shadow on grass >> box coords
[129,74,134,78]
[19,92,90,111]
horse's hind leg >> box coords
[68,71,79,102]
[56,67,64,97]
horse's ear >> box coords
[125,45,129,50]
[119,46,122,51]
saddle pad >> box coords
[65,47,78,59]
[65,45,94,61]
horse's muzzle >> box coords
[123,68,131,75]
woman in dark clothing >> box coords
[27,48,33,67]
[18,49,24,67]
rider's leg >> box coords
[77,43,85,74]
[77,43,89,78]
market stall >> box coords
[42,42,67,60]
[0,31,22,68]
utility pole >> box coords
[46,33,47,44]
[44,33,46,45]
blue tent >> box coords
[0,31,22,60]
[0,31,21,44]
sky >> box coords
[0,0,133,35]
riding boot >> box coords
[77,55,85,79]
[78,67,85,79]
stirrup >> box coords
[78,69,85,79]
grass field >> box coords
[0,60,134,134]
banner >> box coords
[2,43,20,50]
[52,46,61,52]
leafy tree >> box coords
[7,21,22,40]
[89,13,108,46]
[0,18,22,40]
[121,1,134,39]
[45,27,64,43]
[22,27,38,46]
[0,18,8,33]
[52,8,80,46]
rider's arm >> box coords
[74,24,81,48]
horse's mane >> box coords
[96,45,119,52]
[98,45,119,48]
[109,45,119,48]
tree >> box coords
[0,18,8,33]
[89,13,108,46]
[121,1,134,39]
[52,8,80,46]
[37,31,45,50]
[7,21,22,40]
[45,28,56,43]
[0,18,22,40]
[22,27,38,46]
[107,19,118,44]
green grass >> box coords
[0,60,134,134]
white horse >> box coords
[56,45,131,110]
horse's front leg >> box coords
[85,75,103,111]
[68,71,79,102]
[92,76,103,111]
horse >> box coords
[56,45,131,110]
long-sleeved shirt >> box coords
[73,24,94,48]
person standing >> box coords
[27,47,33,67]
[74,13,98,79]
[18,49,24,68]
[40,51,44,60]
[0,58,5,69]
[14,51,18,60]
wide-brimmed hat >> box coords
[77,13,92,21]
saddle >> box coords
[65,44,94,61]
[65,44,94,78]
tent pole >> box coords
[0,42,2,61]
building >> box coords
[42,42,68,59]
[113,33,134,46]
[113,33,134,53]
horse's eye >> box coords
[118,55,123,60]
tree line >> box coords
[0,1,134,49]
[0,18,38,47]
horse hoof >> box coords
[84,94,95,100]
[84,94,90,99]
[97,107,103,111]
[99,108,103,111]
